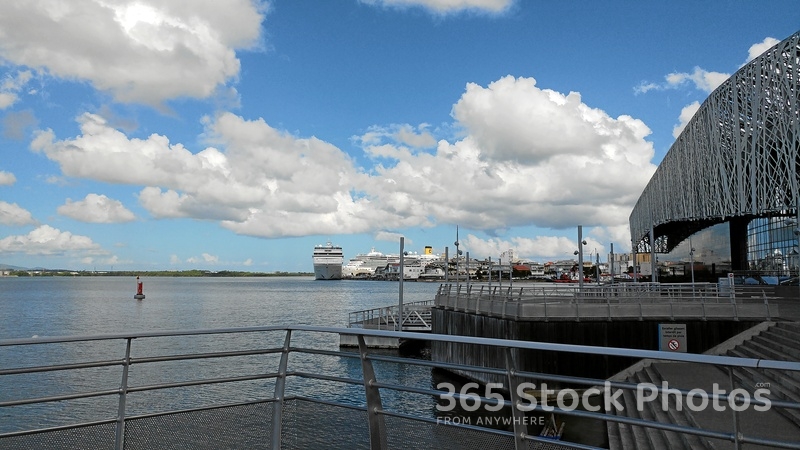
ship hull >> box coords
[314,263,343,280]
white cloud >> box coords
[57,193,136,223]
[187,253,218,264]
[665,67,729,93]
[242,258,252,266]
[0,225,105,256]
[746,37,780,63]
[0,1,264,106]
[358,124,437,149]
[0,170,16,185]
[672,101,701,139]
[0,70,32,109]
[30,75,657,240]
[361,0,512,14]
[0,201,37,226]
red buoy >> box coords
[134,276,145,300]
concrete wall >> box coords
[431,307,760,386]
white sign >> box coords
[659,323,687,353]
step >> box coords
[648,364,718,450]
[767,323,800,342]
[727,349,800,428]
[621,387,657,449]
[776,322,800,334]
[756,330,800,358]
[631,369,682,449]
[746,336,797,361]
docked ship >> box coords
[342,247,399,278]
[312,241,343,280]
[342,245,443,279]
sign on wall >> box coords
[659,323,687,353]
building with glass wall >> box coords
[628,31,799,285]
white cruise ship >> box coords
[312,241,343,280]
[342,245,442,278]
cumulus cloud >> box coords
[665,67,729,93]
[187,253,219,264]
[0,201,37,226]
[361,0,512,14]
[0,70,32,109]
[0,1,264,106]
[57,193,136,223]
[358,124,437,149]
[672,101,701,139]
[0,170,16,185]
[30,75,657,240]
[635,67,729,95]
[0,225,105,256]
[746,37,780,64]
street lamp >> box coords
[576,225,587,293]
[454,226,462,295]
[689,243,696,296]
[786,216,800,293]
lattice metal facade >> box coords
[629,31,800,255]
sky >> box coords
[0,1,798,272]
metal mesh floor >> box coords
[1,399,581,449]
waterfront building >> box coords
[629,31,800,284]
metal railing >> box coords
[435,283,778,322]
[2,325,800,449]
[348,300,433,331]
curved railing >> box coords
[2,325,800,449]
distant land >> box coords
[0,265,312,277]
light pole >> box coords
[398,237,405,331]
[689,239,696,296]
[595,250,600,285]
[786,215,800,295]
[576,225,587,293]
[454,226,462,295]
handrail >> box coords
[2,325,800,449]
[434,282,779,322]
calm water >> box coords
[0,276,443,433]
[0,276,440,338]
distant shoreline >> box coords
[1,270,314,278]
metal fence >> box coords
[435,283,778,322]
[2,325,800,449]
[348,300,433,331]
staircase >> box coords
[607,321,800,449]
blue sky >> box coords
[0,0,797,272]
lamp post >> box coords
[596,250,600,285]
[576,225,587,293]
[454,226,462,296]
[398,237,405,332]
[786,215,800,295]
[689,239,696,296]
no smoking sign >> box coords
[659,324,687,353]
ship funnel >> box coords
[425,246,432,255]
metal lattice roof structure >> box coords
[629,31,800,252]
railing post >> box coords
[728,367,741,450]
[271,330,292,450]
[504,348,528,450]
[114,338,133,450]
[358,335,387,450]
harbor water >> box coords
[0,276,442,434]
